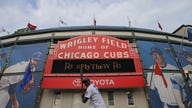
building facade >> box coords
[0,25,192,108]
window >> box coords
[127,91,135,106]
[108,91,115,106]
[53,90,61,108]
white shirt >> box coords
[151,73,177,105]
[149,63,177,70]
[84,84,106,108]
[148,63,178,106]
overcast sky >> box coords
[0,0,191,36]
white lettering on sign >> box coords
[59,37,98,49]
[103,51,129,58]
[52,35,137,59]
[101,37,128,49]
[78,45,96,50]
[59,36,129,50]
[58,52,100,59]
[91,79,115,86]
[72,79,115,87]
[57,51,130,59]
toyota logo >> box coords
[72,79,81,87]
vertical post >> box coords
[92,29,95,35]
[165,35,186,79]
[35,32,55,108]
[80,70,83,91]
[165,35,192,94]
[92,17,96,35]
[149,64,155,88]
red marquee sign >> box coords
[50,35,138,59]
[42,35,145,89]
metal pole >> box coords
[80,69,83,91]
[165,35,192,94]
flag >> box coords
[93,18,96,28]
[187,28,192,41]
[127,16,131,27]
[0,27,6,32]
[158,22,163,31]
[27,23,37,30]
[155,62,167,88]
[0,27,9,34]
[59,19,67,25]
[20,62,32,91]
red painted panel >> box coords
[43,59,53,74]
[42,75,145,89]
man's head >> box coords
[30,51,43,67]
[0,51,6,60]
[150,47,163,55]
[182,51,192,64]
[31,51,43,61]
[82,78,90,87]
[150,47,165,66]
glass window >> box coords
[127,91,135,106]
[53,90,61,108]
[108,91,115,106]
